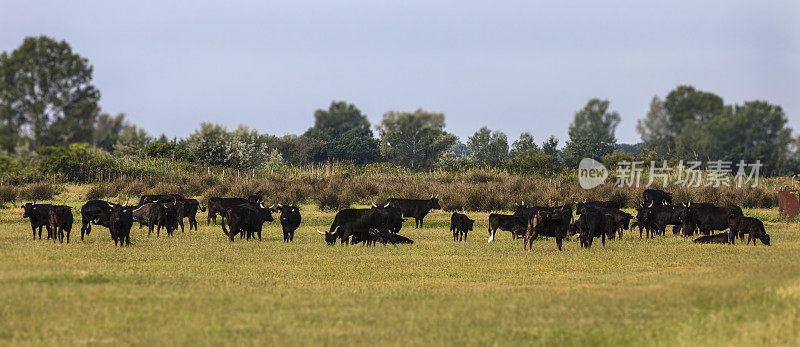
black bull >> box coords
[385,198,441,228]
[316,208,404,245]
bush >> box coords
[0,185,17,206]
[86,183,116,200]
[17,182,58,201]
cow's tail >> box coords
[199,204,206,212]
[221,218,229,236]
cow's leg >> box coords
[556,237,563,251]
[464,231,468,242]
[66,230,70,243]
[601,232,606,247]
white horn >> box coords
[384,202,390,208]
[648,202,653,208]
[372,202,377,207]
[269,204,275,209]
[314,227,326,235]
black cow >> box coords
[523,209,569,251]
[575,201,620,215]
[274,204,302,242]
[132,202,179,237]
[680,205,743,237]
[693,232,731,244]
[80,200,117,240]
[488,213,527,242]
[643,204,684,238]
[728,216,770,246]
[220,203,274,241]
[207,197,250,225]
[642,189,672,206]
[315,208,395,245]
[450,212,475,242]
[248,191,265,203]
[581,206,631,239]
[675,202,716,236]
[371,203,406,234]
[385,197,441,228]
[138,194,183,206]
[47,205,74,243]
[576,209,613,248]
[21,203,56,240]
[108,204,134,246]
[175,199,204,232]
[351,228,414,246]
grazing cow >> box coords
[138,194,183,206]
[175,199,204,232]
[385,197,441,228]
[523,209,569,251]
[728,216,770,246]
[47,205,73,243]
[315,208,396,245]
[577,209,613,248]
[680,205,743,236]
[450,212,475,242]
[575,201,620,215]
[693,232,731,244]
[220,203,274,241]
[21,203,55,240]
[642,189,672,206]
[132,202,179,237]
[488,213,528,242]
[108,204,134,246]
[206,197,250,225]
[80,200,116,240]
[274,204,302,242]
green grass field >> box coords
[1,186,799,345]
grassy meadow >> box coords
[1,185,799,345]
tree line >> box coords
[1,36,796,176]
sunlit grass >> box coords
[1,187,799,345]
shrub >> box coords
[86,183,115,200]
[0,185,17,206]
[17,182,59,201]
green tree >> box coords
[510,132,539,157]
[636,96,672,156]
[378,109,457,170]
[113,125,152,156]
[94,113,126,151]
[467,126,509,167]
[664,85,724,159]
[185,123,229,166]
[303,101,381,164]
[0,36,100,150]
[542,135,560,158]
[563,99,620,167]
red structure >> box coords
[778,188,799,218]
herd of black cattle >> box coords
[17,188,771,249]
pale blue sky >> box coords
[1,1,798,145]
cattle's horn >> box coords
[682,202,687,207]
[383,202,390,208]
[688,202,691,207]
[313,227,326,235]
[435,194,439,198]
[269,204,275,209]
[648,202,653,208]
[260,202,265,209]
[521,200,524,206]
[332,226,341,235]
[372,202,378,207]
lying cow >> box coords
[728,216,770,246]
[693,232,731,244]
[450,212,475,242]
[47,205,74,243]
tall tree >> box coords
[93,113,126,151]
[510,132,539,157]
[636,96,673,156]
[378,109,457,170]
[467,126,509,167]
[563,99,620,167]
[0,36,100,150]
[663,85,724,159]
[303,101,381,164]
